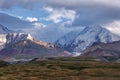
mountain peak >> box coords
[82,25,103,32]
[55,25,120,54]
[6,33,34,45]
[26,34,34,40]
[0,32,70,59]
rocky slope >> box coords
[55,25,120,54]
[0,24,70,59]
[0,35,69,59]
[81,41,120,57]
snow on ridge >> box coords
[55,25,120,53]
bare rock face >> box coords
[0,24,70,59]
[0,33,70,59]
[81,41,120,57]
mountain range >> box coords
[0,24,70,61]
[0,24,120,61]
[55,25,120,55]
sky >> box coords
[0,0,120,35]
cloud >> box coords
[27,22,84,43]
[33,22,46,28]
[0,13,33,29]
[17,16,23,19]
[26,17,38,22]
[103,20,120,35]
[72,6,120,26]
[0,0,45,9]
[44,7,76,23]
[1,0,120,27]
[0,12,44,30]
[47,0,120,8]
[1,0,120,9]
[44,7,53,12]
[46,0,120,26]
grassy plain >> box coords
[0,57,120,80]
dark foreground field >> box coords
[0,57,120,80]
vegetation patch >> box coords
[0,57,120,80]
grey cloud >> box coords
[1,0,120,27]
[47,0,120,26]
[47,0,120,9]
[3,0,116,9]
[0,13,34,30]
[0,0,45,9]
[72,5,120,26]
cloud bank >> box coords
[0,0,45,9]
[0,13,44,30]
[1,0,120,27]
[0,0,120,35]
[44,7,76,23]
[47,0,120,26]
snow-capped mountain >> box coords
[0,33,69,59]
[0,24,33,49]
[0,33,34,49]
[0,24,70,59]
[55,25,120,54]
[23,23,84,43]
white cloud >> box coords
[44,7,53,12]
[103,20,120,35]
[33,22,46,28]
[1,0,120,34]
[26,17,38,22]
[17,16,23,19]
[44,7,76,23]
